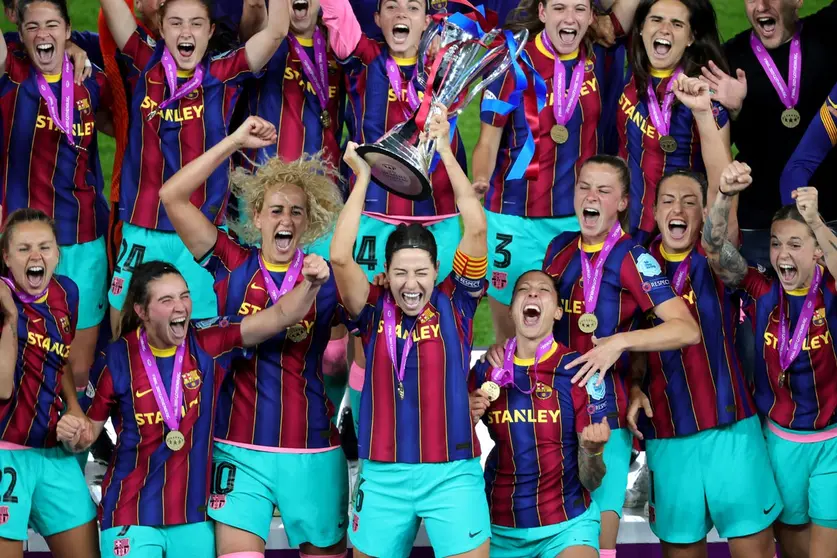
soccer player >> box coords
[704,176,837,558]
[330,108,490,558]
[0,0,113,410]
[540,154,700,557]
[627,161,781,558]
[99,0,289,323]
[59,257,330,557]
[159,116,350,558]
[0,209,98,558]
[472,0,639,340]
[616,0,730,245]
[470,269,612,558]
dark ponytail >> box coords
[0,209,58,278]
[116,261,184,341]
[385,223,438,268]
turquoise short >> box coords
[590,427,632,517]
[108,223,218,319]
[350,458,490,557]
[485,212,579,305]
[56,236,108,329]
[349,387,361,436]
[0,446,96,540]
[490,503,601,558]
[307,214,461,282]
[208,441,349,547]
[765,421,837,529]
[646,415,782,543]
[99,520,214,557]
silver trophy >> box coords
[356,19,528,200]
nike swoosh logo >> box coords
[469,530,482,538]
[250,283,266,292]
[763,503,776,515]
[148,77,166,85]
[135,388,153,398]
[30,318,42,324]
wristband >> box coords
[718,185,735,197]
[582,447,604,457]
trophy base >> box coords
[356,143,432,201]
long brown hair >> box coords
[0,209,58,277]
[115,261,184,340]
[506,0,594,53]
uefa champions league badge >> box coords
[586,374,606,401]
[636,253,663,277]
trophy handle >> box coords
[416,21,444,89]
[450,29,529,117]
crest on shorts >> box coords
[648,504,656,524]
[59,315,71,334]
[182,369,202,390]
[352,513,359,532]
[113,538,130,556]
[209,494,226,510]
[491,271,508,291]
[110,276,124,296]
[535,382,553,400]
[813,308,826,327]
[0,505,8,525]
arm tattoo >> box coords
[577,442,607,492]
[703,196,732,254]
[718,240,748,288]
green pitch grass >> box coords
[4,0,829,345]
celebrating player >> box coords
[60,257,330,557]
[471,269,612,558]
[330,109,490,558]
[704,175,837,558]
[99,0,290,324]
[0,0,113,408]
[539,154,700,556]
[0,209,98,558]
[627,161,781,558]
[160,116,350,558]
[617,0,730,245]
[473,0,639,340]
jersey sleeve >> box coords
[738,266,774,321]
[70,30,105,69]
[193,316,245,365]
[117,29,156,75]
[621,246,677,313]
[470,358,490,388]
[87,358,115,422]
[320,0,363,60]
[479,67,517,127]
[711,100,729,129]
[338,35,382,75]
[779,82,837,205]
[56,275,80,339]
[439,249,488,321]
[570,360,610,431]
[201,230,253,277]
[209,47,255,84]
[354,283,383,343]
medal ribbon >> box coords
[288,31,331,119]
[258,249,304,304]
[383,292,420,394]
[490,335,554,394]
[157,47,205,111]
[138,328,186,432]
[35,54,76,148]
[671,253,692,296]
[579,221,622,315]
[0,276,47,304]
[540,35,586,127]
[778,265,822,371]
[385,57,421,119]
[749,28,802,111]
[645,67,683,137]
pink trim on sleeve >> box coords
[320,0,362,59]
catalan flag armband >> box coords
[453,250,488,291]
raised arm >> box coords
[577,416,609,491]
[330,143,372,318]
[608,0,640,33]
[319,0,362,59]
[0,282,17,400]
[793,187,837,279]
[702,162,751,288]
[160,116,277,260]
[471,122,503,197]
[427,107,487,259]
[239,0,268,41]
[239,254,328,346]
[98,0,138,51]
[244,0,291,72]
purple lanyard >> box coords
[288,31,330,114]
[671,253,692,296]
[778,266,822,371]
[158,47,205,111]
[489,336,554,395]
[749,29,802,110]
[258,249,304,304]
[138,329,186,432]
[0,276,46,304]
[540,37,586,127]
[382,292,420,392]
[35,54,76,148]
[645,67,683,137]
[579,222,623,315]
[385,57,420,118]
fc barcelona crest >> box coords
[110,276,124,296]
[209,494,226,510]
[535,382,553,400]
[813,308,826,327]
[430,0,446,10]
[113,538,130,556]
[0,505,8,526]
[59,315,71,334]
[181,369,202,390]
[491,271,508,291]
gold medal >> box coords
[165,430,185,451]
[320,110,332,129]
[480,381,500,402]
[550,124,569,144]
[659,135,677,153]
[781,108,800,128]
[578,313,598,334]
[397,381,405,400]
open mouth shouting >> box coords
[652,37,672,57]
[557,27,578,46]
[755,14,778,38]
[170,316,188,341]
[667,218,688,242]
[392,23,411,45]
[25,263,46,291]
[275,230,294,253]
[777,262,798,285]
[400,290,423,312]
[522,301,543,328]
[35,42,56,66]
[292,0,310,20]
[177,41,196,59]
[581,207,600,229]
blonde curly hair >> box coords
[229,152,344,246]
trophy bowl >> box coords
[356,20,528,200]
